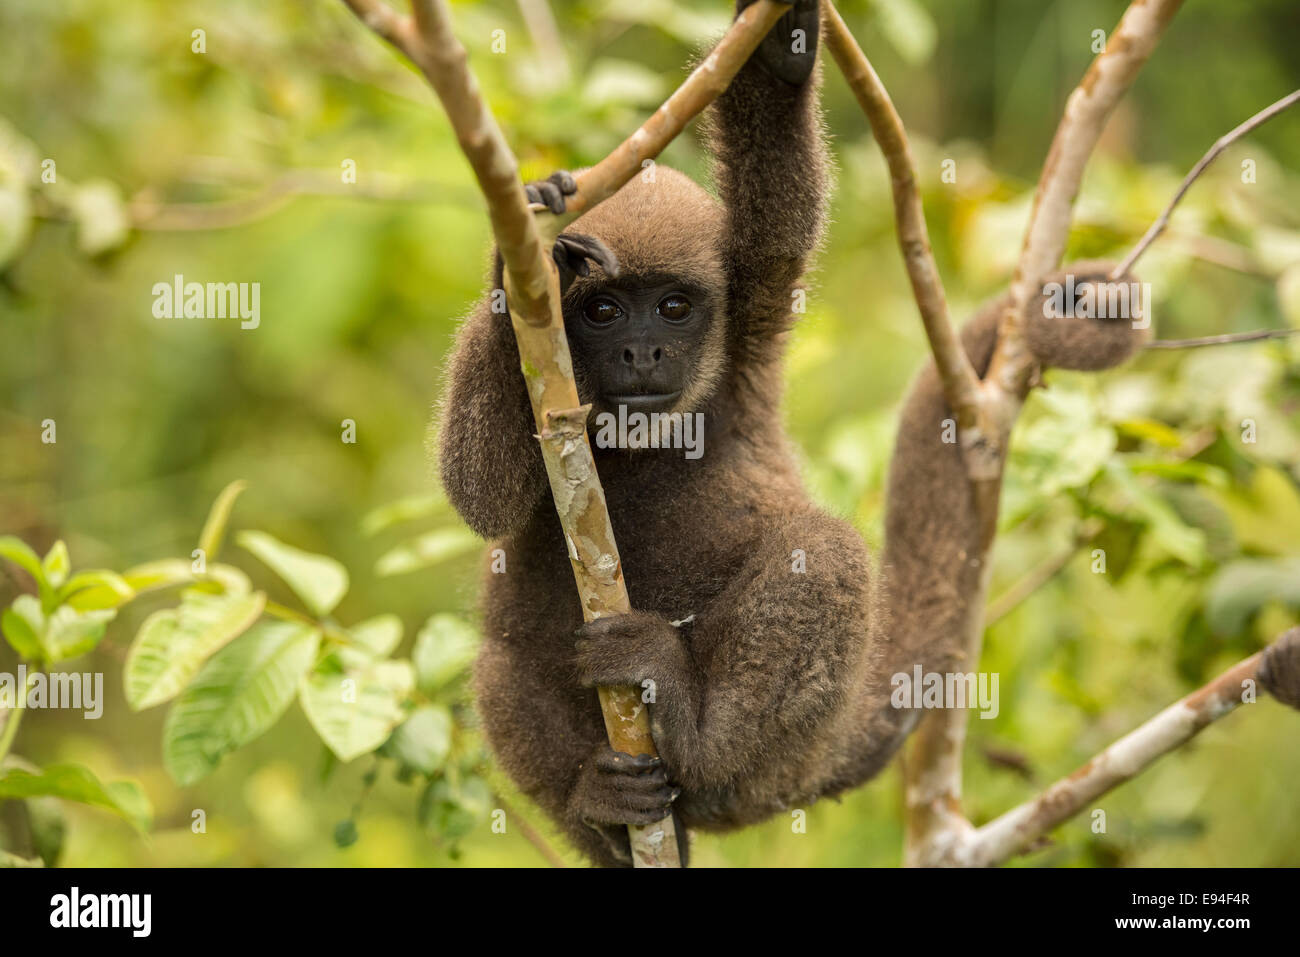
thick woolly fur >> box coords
[435,7,1150,866]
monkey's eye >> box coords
[656,294,692,322]
[583,298,623,325]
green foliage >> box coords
[0,762,150,833]
[164,621,322,786]
[1,0,1298,867]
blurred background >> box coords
[1,0,1298,867]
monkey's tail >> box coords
[876,261,1150,722]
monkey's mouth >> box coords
[605,391,682,412]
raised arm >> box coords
[434,272,548,540]
[709,0,829,358]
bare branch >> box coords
[516,0,571,91]
[963,651,1261,866]
[984,519,1102,627]
[545,1,793,236]
[1112,88,1300,279]
[1147,328,1299,349]
[493,793,568,868]
[822,1,981,428]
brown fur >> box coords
[434,4,1149,864]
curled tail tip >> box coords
[1259,627,1300,710]
[1025,259,1151,371]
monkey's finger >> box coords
[608,784,681,814]
[533,180,566,214]
[593,749,663,775]
[549,170,577,195]
[563,234,620,278]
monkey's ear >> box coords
[553,234,620,292]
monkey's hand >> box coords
[738,0,819,86]
[523,170,620,294]
[571,746,680,829]
[574,610,693,700]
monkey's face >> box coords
[564,274,725,418]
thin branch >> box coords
[1112,88,1300,279]
[516,0,571,91]
[125,171,451,231]
[546,1,793,236]
[963,650,1264,866]
[494,794,568,868]
[1146,328,1299,350]
[822,1,981,429]
[984,519,1102,627]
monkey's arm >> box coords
[575,511,870,791]
[711,0,828,356]
[437,176,618,539]
[435,287,549,540]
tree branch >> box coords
[1112,88,1300,279]
[962,629,1300,867]
[821,0,981,429]
[1147,328,1299,349]
[540,0,792,238]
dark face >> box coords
[565,276,720,416]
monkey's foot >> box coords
[573,746,681,828]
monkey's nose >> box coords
[622,344,663,371]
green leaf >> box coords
[124,591,267,710]
[67,559,193,609]
[1105,462,1206,567]
[2,595,44,660]
[874,0,938,65]
[198,480,248,561]
[413,614,478,693]
[340,614,403,669]
[237,530,349,616]
[163,621,320,786]
[300,659,414,762]
[333,818,359,848]
[123,559,197,591]
[382,705,453,776]
[0,536,45,587]
[1205,559,1300,636]
[26,793,66,866]
[419,775,490,840]
[0,850,43,868]
[361,494,449,536]
[41,541,70,590]
[0,764,151,832]
[375,527,481,577]
[42,607,116,663]
[59,569,134,610]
